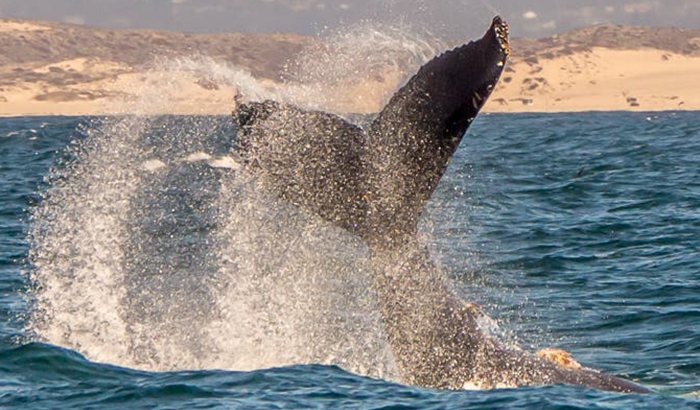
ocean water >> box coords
[0,112,698,409]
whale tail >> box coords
[233,17,510,247]
[231,17,650,393]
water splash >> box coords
[280,21,444,113]
[117,22,442,117]
[27,116,144,366]
[25,22,443,378]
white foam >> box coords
[141,159,166,171]
[208,155,240,170]
[461,381,484,390]
[184,151,212,162]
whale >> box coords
[231,16,650,393]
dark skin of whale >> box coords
[232,17,650,394]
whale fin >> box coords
[233,100,368,234]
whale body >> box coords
[232,17,650,393]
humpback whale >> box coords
[232,17,650,393]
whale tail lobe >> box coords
[364,16,510,247]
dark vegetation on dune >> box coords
[2,17,700,89]
[0,18,312,82]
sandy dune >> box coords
[0,20,49,33]
[485,47,700,112]
[1,18,699,116]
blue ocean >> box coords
[1,112,698,409]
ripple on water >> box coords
[0,112,698,408]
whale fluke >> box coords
[231,16,650,394]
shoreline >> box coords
[2,19,700,117]
[3,108,699,119]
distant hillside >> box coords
[490,24,700,112]
[1,18,699,116]
[512,24,700,61]
[0,18,316,115]
[0,18,311,79]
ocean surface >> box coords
[1,112,699,409]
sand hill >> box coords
[490,24,700,112]
[1,18,699,116]
[0,18,310,116]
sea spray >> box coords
[27,116,144,365]
[25,22,443,378]
[281,21,444,113]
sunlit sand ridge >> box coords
[2,18,700,115]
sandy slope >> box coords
[484,47,700,112]
[0,59,241,116]
[1,18,699,116]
